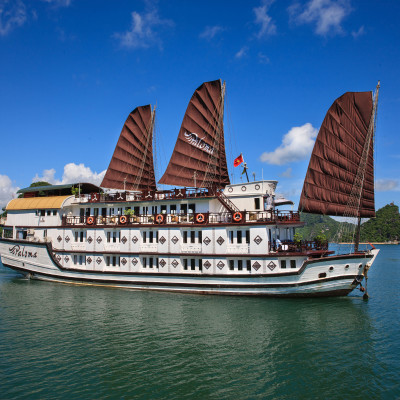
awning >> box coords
[6,195,72,211]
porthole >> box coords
[345,264,349,269]
[319,272,327,279]
[228,187,233,193]
[241,186,247,192]
[255,184,260,190]
[329,266,334,272]
[359,264,363,269]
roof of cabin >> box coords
[6,195,72,211]
[17,183,100,195]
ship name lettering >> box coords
[9,245,37,258]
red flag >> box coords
[234,154,244,167]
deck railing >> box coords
[62,210,301,227]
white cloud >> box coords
[32,163,106,186]
[258,51,270,64]
[280,167,293,178]
[0,0,27,36]
[114,8,173,49]
[351,25,365,39]
[235,46,248,59]
[260,123,318,165]
[375,179,399,192]
[199,25,224,40]
[289,0,351,36]
[254,0,277,38]
[0,174,19,208]
[41,0,71,6]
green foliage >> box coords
[71,187,79,196]
[297,204,400,243]
[30,181,50,188]
[124,209,135,216]
[360,203,400,242]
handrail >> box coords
[62,210,301,227]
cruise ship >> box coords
[0,80,380,296]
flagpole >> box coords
[242,154,250,183]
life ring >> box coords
[196,213,205,223]
[119,215,127,224]
[87,216,94,225]
[233,212,243,222]
[155,214,164,224]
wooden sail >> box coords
[158,80,230,189]
[299,91,376,218]
[101,105,156,191]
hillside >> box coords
[296,203,400,243]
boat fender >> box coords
[233,212,242,222]
[196,213,205,223]
[87,216,94,225]
[155,214,164,224]
[119,215,127,224]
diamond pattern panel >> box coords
[267,261,276,271]
[217,261,225,270]
[217,236,225,246]
[203,260,211,269]
[253,261,261,271]
[254,235,263,245]
[159,236,166,245]
[171,236,179,244]
[203,236,211,246]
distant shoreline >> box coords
[334,242,399,245]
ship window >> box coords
[40,210,45,216]
[191,259,196,270]
[143,206,148,215]
[237,231,242,244]
[183,259,188,270]
[75,232,79,242]
[183,231,188,243]
[52,210,56,216]
[156,258,159,268]
[191,231,195,243]
[198,231,202,243]
[143,257,147,268]
[149,231,154,243]
[229,260,234,270]
[117,208,122,215]
[134,207,140,215]
[281,260,287,269]
[170,205,176,214]
[188,204,195,214]
[94,208,99,217]
[254,198,260,210]
[79,255,85,266]
[106,256,110,266]
[149,257,154,268]
[80,231,85,242]
[73,255,77,265]
[319,272,326,279]
[247,260,251,271]
[229,230,234,243]
[112,256,119,267]
[110,208,115,216]
[246,230,250,244]
[199,259,203,271]
[238,260,243,271]
[85,208,90,216]
[112,231,118,243]
[152,206,157,215]
[156,231,159,243]
[143,231,147,243]
[290,260,296,269]
[181,204,187,214]
[161,205,167,214]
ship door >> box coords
[101,208,107,217]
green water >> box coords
[0,245,399,399]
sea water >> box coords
[0,245,399,399]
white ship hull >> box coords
[0,238,378,297]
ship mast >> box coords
[352,81,380,252]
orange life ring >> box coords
[119,215,127,224]
[87,216,94,225]
[233,212,242,222]
[155,214,164,224]
[196,213,205,223]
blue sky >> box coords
[1,0,399,211]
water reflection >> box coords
[0,248,398,399]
